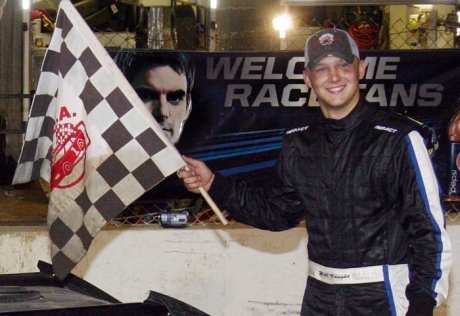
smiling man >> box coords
[177,28,452,316]
[302,30,365,120]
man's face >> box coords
[132,66,191,144]
[303,56,366,120]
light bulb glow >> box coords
[273,15,291,31]
[23,0,30,10]
[457,11,460,37]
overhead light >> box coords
[273,15,291,31]
[23,0,30,10]
[273,14,291,38]
[458,11,460,37]
[211,0,217,9]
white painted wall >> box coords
[0,223,458,315]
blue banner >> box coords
[109,49,460,199]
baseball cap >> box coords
[305,28,360,70]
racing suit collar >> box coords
[319,97,364,132]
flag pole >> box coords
[198,186,228,225]
[184,165,228,225]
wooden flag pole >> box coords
[184,165,228,225]
[198,186,229,225]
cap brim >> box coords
[308,52,355,70]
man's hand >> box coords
[177,155,215,194]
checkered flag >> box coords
[13,0,185,280]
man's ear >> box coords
[185,98,192,120]
[358,59,366,80]
[303,69,313,88]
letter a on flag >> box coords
[13,0,185,280]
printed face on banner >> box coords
[131,66,191,144]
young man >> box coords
[178,28,452,316]
[114,51,195,144]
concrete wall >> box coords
[0,223,458,315]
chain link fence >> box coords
[212,11,457,51]
[111,198,460,227]
[110,197,234,227]
[87,3,459,53]
[444,202,460,222]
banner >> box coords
[109,49,460,198]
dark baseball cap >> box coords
[305,28,360,70]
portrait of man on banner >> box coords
[110,50,197,200]
[112,51,196,145]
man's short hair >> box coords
[114,51,195,95]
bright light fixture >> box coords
[22,0,30,10]
[457,11,460,37]
[211,0,217,9]
[273,14,291,39]
[273,15,291,31]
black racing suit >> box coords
[209,99,452,316]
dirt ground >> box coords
[0,181,48,226]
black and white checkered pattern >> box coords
[13,0,185,280]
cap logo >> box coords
[305,28,359,69]
[318,33,335,46]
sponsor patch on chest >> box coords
[374,125,398,133]
[286,126,309,134]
